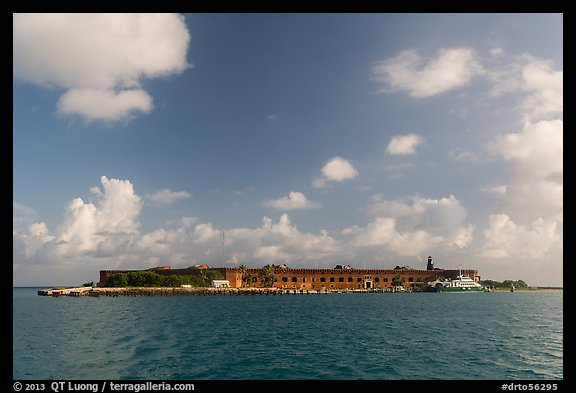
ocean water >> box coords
[13,288,562,380]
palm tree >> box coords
[238,264,248,288]
[391,274,404,288]
[244,273,253,288]
[260,264,278,287]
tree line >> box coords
[106,269,224,287]
[480,279,528,289]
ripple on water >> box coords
[13,289,563,380]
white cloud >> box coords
[57,88,153,122]
[13,178,342,270]
[348,217,443,257]
[347,194,474,257]
[489,120,563,217]
[488,54,562,121]
[479,58,563,265]
[386,134,424,155]
[372,47,482,98]
[144,188,192,206]
[19,222,55,258]
[367,195,470,233]
[481,214,560,259]
[13,13,190,122]
[521,59,563,120]
[56,176,142,255]
[261,191,322,210]
[314,156,358,187]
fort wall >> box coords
[98,266,478,290]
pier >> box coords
[37,287,395,297]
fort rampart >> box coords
[99,265,478,290]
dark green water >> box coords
[13,288,562,380]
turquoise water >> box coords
[13,288,563,380]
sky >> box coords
[13,13,563,287]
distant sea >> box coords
[13,288,562,380]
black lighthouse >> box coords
[427,256,434,270]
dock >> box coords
[37,287,393,297]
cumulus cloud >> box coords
[13,13,190,122]
[144,188,192,206]
[481,214,560,259]
[479,57,563,263]
[488,54,562,121]
[386,134,424,155]
[372,47,481,98]
[313,156,358,187]
[489,120,563,217]
[13,176,342,280]
[346,194,475,258]
[348,217,444,257]
[15,176,142,261]
[57,88,153,122]
[56,176,142,255]
[261,191,322,210]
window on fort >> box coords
[282,277,288,283]
[357,278,362,282]
[348,277,353,282]
[312,278,315,282]
[292,277,297,282]
[375,277,380,282]
[338,277,344,282]
[383,278,388,282]
[302,277,306,282]
[330,277,335,282]
[320,277,326,282]
[408,277,414,282]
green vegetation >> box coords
[106,269,224,288]
[480,279,528,289]
[391,274,405,287]
[259,264,278,287]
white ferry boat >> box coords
[432,267,485,292]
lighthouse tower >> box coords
[427,256,434,270]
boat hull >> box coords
[436,286,485,292]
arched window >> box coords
[338,277,344,282]
[348,277,353,282]
[320,277,326,282]
[330,277,335,282]
[282,277,288,283]
[292,277,297,282]
[375,277,380,282]
[357,277,362,282]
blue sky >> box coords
[13,13,563,286]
